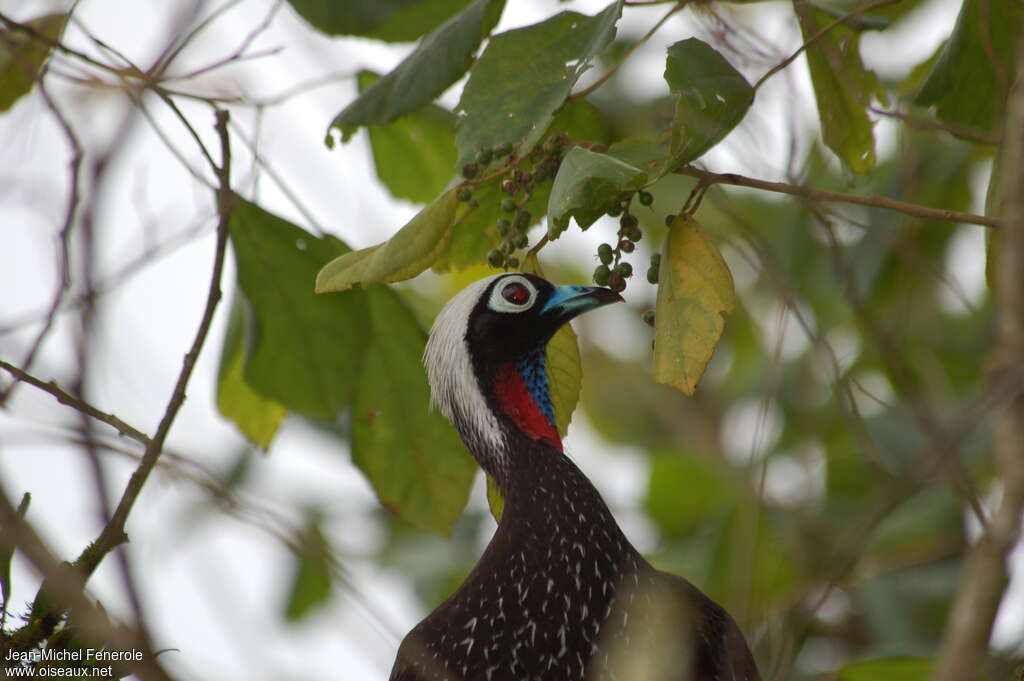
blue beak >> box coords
[541,284,623,319]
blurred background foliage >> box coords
[1,0,1022,679]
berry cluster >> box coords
[591,190,653,293]
[467,133,567,270]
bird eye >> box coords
[501,282,530,305]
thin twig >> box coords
[0,69,82,405]
[933,39,1024,681]
[753,0,901,91]
[80,109,234,575]
[870,106,999,146]
[572,0,688,100]
[675,165,1004,228]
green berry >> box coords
[514,169,532,184]
[461,162,479,179]
[619,240,635,253]
[593,264,611,286]
[516,234,529,249]
[642,310,656,326]
[457,187,473,202]
[647,266,659,284]
[501,198,517,213]
[607,205,622,218]
[608,270,626,293]
[532,167,549,183]
[650,253,661,266]
[626,225,642,242]
[501,178,517,195]
[543,132,568,154]
[514,209,532,230]
[664,214,676,226]
[597,243,613,265]
[638,191,654,206]
[620,214,639,230]
[507,257,520,269]
[501,241,514,254]
[487,249,504,268]
[476,147,494,165]
[616,262,633,278]
[497,218,511,236]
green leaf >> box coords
[229,199,371,418]
[796,4,883,173]
[0,492,30,613]
[654,215,735,396]
[548,147,647,231]
[358,71,457,203]
[0,13,68,112]
[486,473,503,522]
[645,452,733,537]
[328,0,505,140]
[915,0,1023,137]
[662,38,754,172]
[284,510,333,621]
[437,98,609,271]
[215,294,288,449]
[351,286,476,535]
[286,0,471,41]
[836,657,933,681]
[316,189,460,291]
[454,1,622,166]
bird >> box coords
[390,272,761,681]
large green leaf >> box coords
[796,4,884,173]
[328,0,505,141]
[915,0,1023,137]
[653,215,735,396]
[836,657,932,681]
[351,287,476,535]
[287,0,473,41]
[358,71,457,203]
[548,147,647,231]
[0,13,68,112]
[316,189,460,291]
[454,1,622,166]
[229,199,370,418]
[283,510,333,621]
[662,38,754,172]
[216,294,288,449]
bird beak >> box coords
[541,284,624,321]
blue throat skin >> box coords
[515,346,556,428]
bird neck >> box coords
[486,345,562,454]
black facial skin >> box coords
[466,273,621,368]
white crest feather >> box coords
[424,274,507,455]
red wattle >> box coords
[492,363,562,451]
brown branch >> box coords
[753,0,901,91]
[675,165,1004,228]
[870,106,1000,146]
[933,39,1024,681]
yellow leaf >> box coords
[523,253,581,435]
[654,215,735,395]
[486,473,503,523]
[315,189,459,292]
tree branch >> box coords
[81,108,234,575]
[675,165,1004,228]
[933,39,1024,681]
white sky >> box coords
[1,0,1016,679]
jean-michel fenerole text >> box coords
[5,648,144,663]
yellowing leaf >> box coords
[654,215,734,395]
[523,253,581,435]
[486,473,503,522]
[0,13,68,112]
[316,189,459,292]
[216,295,287,449]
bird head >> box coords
[424,272,622,470]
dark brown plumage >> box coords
[392,273,761,681]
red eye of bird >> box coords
[501,282,531,305]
